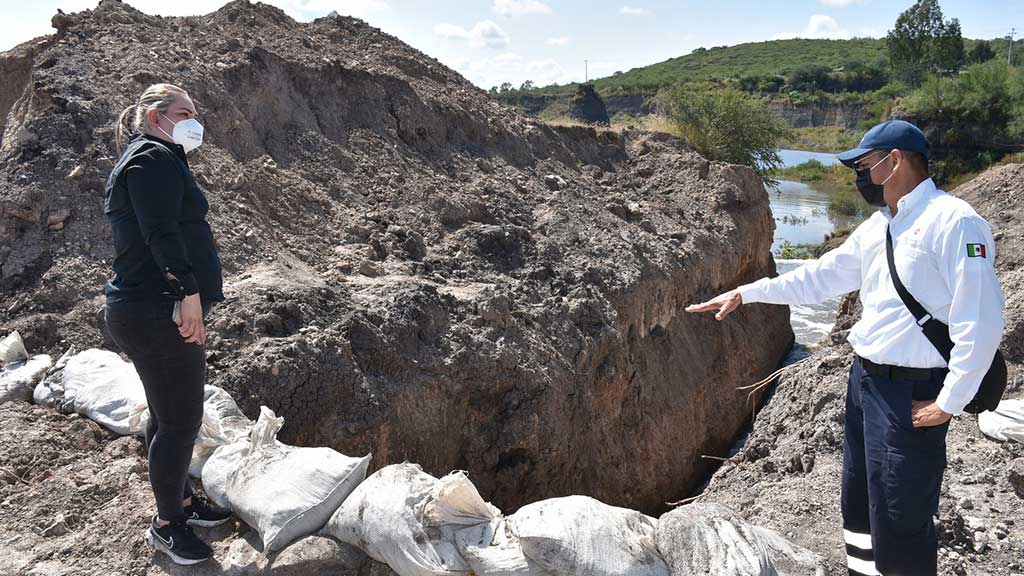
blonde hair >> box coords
[115,83,188,151]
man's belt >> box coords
[858,356,946,382]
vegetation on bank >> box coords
[652,87,790,186]
[780,126,862,153]
[511,1,1024,189]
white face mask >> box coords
[158,112,204,153]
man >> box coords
[685,120,1004,576]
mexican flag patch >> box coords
[967,243,987,258]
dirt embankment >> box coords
[0,0,793,520]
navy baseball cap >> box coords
[837,120,930,168]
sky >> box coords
[0,0,1018,90]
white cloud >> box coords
[818,0,865,6]
[544,36,570,46]
[433,20,511,48]
[620,6,652,16]
[493,0,552,16]
[439,50,577,89]
[774,14,850,40]
[279,0,390,20]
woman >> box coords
[104,83,230,565]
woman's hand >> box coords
[176,293,206,345]
[685,290,743,321]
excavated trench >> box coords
[0,0,795,516]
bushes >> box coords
[652,86,790,185]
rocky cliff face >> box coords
[0,0,792,514]
[567,84,609,125]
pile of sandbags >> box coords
[979,399,1024,443]
[656,502,825,576]
[18,342,826,571]
[188,385,254,477]
[59,348,148,436]
[324,463,495,576]
[0,331,53,404]
[203,406,371,552]
[507,495,669,576]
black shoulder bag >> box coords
[885,226,1006,413]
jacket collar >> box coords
[133,132,188,163]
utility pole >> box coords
[584,60,589,83]
[1010,28,1016,66]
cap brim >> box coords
[836,147,873,168]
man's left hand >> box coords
[911,400,953,428]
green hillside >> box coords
[514,36,1015,96]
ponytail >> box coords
[114,104,137,152]
[112,83,187,153]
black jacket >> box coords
[104,133,223,304]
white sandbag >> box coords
[454,518,555,576]
[423,470,501,526]
[655,502,774,576]
[508,495,669,576]
[62,349,147,436]
[752,526,826,576]
[202,406,370,552]
[33,347,76,412]
[979,399,1024,443]
[0,330,29,364]
[325,463,496,576]
[0,354,52,403]
[188,385,254,478]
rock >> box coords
[268,535,367,575]
[357,260,382,277]
[543,174,566,191]
[41,513,69,537]
[1010,458,1024,499]
[0,331,29,364]
[959,497,974,510]
[972,531,989,553]
[47,209,70,229]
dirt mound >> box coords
[0,0,792,515]
[702,165,1024,575]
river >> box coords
[770,149,864,349]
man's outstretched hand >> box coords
[685,290,743,321]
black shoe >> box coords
[184,493,232,528]
[145,516,213,565]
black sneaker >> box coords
[184,493,232,528]
[145,516,213,565]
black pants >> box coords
[842,356,950,576]
[105,298,212,523]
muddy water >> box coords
[770,149,863,348]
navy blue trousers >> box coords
[841,356,950,576]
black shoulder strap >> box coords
[885,225,955,361]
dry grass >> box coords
[539,114,685,138]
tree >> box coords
[652,86,790,187]
[886,0,965,86]
[968,41,996,64]
[519,80,535,91]
[499,82,513,93]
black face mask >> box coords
[855,169,886,207]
